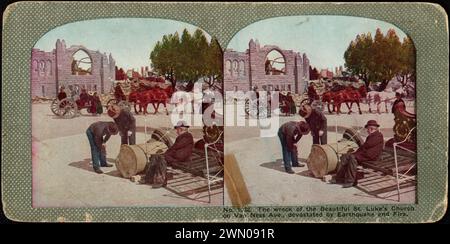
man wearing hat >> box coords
[299,104,327,145]
[164,121,194,166]
[392,92,406,114]
[108,104,136,145]
[86,121,119,174]
[334,120,384,187]
[278,121,311,174]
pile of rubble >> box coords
[32,96,53,103]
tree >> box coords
[344,33,373,88]
[344,28,414,91]
[150,28,223,92]
[150,32,181,88]
[398,36,416,86]
[203,37,223,94]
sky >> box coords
[34,18,210,71]
[34,16,408,72]
[227,15,408,71]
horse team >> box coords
[313,82,407,115]
[114,82,174,115]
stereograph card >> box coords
[1,2,448,223]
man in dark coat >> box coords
[334,120,384,187]
[299,104,327,145]
[278,121,310,174]
[165,121,194,166]
[86,121,118,174]
[57,86,67,101]
[307,82,318,103]
[108,105,136,145]
[391,92,406,114]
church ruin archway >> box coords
[71,49,92,75]
[265,50,286,75]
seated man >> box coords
[165,121,194,166]
[333,120,384,187]
[57,86,67,101]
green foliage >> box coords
[344,28,416,90]
[150,28,223,91]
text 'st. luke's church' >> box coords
[224,39,310,93]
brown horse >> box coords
[133,86,174,115]
[322,85,367,114]
[322,90,347,114]
[344,85,367,114]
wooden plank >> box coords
[224,154,251,207]
[360,162,392,175]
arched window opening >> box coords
[239,60,245,76]
[225,60,232,75]
[72,50,92,75]
[32,60,38,73]
[47,60,52,75]
[232,60,238,76]
[39,61,45,76]
[265,50,286,75]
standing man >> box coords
[108,105,136,145]
[334,120,384,187]
[278,121,310,174]
[307,82,318,103]
[165,121,194,166]
[299,104,327,145]
[392,92,406,114]
[86,121,118,174]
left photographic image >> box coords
[31,18,224,207]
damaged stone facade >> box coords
[31,39,116,97]
[224,39,310,93]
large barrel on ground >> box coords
[306,140,358,178]
[115,139,169,178]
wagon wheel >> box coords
[150,129,173,148]
[59,98,78,119]
[342,127,364,147]
[203,125,224,144]
[50,99,61,115]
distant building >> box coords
[31,39,115,97]
[126,69,140,79]
[334,66,343,77]
[320,69,333,80]
[224,39,310,93]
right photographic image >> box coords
[223,15,416,206]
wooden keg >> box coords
[306,140,358,178]
[115,139,169,178]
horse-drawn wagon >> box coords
[50,90,103,119]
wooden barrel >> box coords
[115,139,169,178]
[306,140,358,178]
